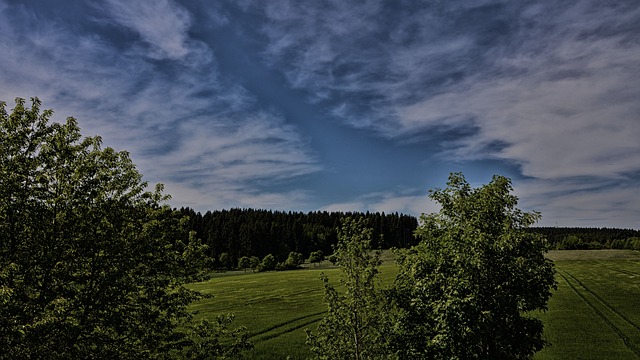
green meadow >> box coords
[535,250,640,359]
[188,250,640,359]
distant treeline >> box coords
[177,208,419,265]
[176,207,640,266]
[528,227,640,250]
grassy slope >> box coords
[189,269,325,359]
[189,250,640,359]
[188,258,397,360]
[535,250,640,359]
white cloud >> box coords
[396,13,640,181]
[0,3,322,212]
[253,0,640,227]
[162,180,313,213]
[255,0,640,180]
[101,0,211,63]
[3,0,640,227]
[321,189,437,217]
[131,109,321,211]
[259,0,388,98]
[514,179,640,228]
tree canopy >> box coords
[307,217,392,359]
[178,207,419,263]
[391,173,556,359]
[0,98,249,359]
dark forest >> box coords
[177,208,419,265]
[178,207,640,267]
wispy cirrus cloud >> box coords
[397,2,640,179]
[321,189,437,218]
[253,0,524,132]
[0,0,321,212]
[2,0,639,227]
[100,0,211,63]
[393,1,640,227]
[514,178,640,228]
[248,0,640,227]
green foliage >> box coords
[238,256,251,272]
[178,208,419,261]
[282,251,304,270]
[556,235,604,250]
[306,217,393,359]
[219,252,234,270]
[609,237,640,250]
[0,98,249,359]
[176,315,252,359]
[308,250,325,267]
[391,173,556,359]
[249,256,260,270]
[259,254,277,272]
[529,227,640,250]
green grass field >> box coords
[188,250,640,359]
[534,250,640,359]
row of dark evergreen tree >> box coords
[177,208,419,265]
[527,227,640,249]
[177,206,640,265]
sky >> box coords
[1,0,639,229]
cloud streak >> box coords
[1,0,639,227]
[0,0,321,212]
[100,0,210,63]
[250,0,640,227]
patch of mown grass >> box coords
[190,250,640,359]
[189,269,327,359]
[546,249,640,261]
[188,262,397,359]
[535,250,640,360]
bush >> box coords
[259,254,277,271]
[249,256,260,270]
[557,235,587,250]
[284,251,305,269]
[218,252,234,269]
[309,250,325,267]
[237,256,251,272]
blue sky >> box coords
[1,0,639,228]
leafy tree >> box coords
[259,254,276,272]
[306,217,393,359]
[237,256,251,272]
[309,250,325,267]
[0,98,250,359]
[218,252,233,270]
[176,315,251,359]
[390,173,556,359]
[276,251,305,271]
[248,256,260,271]
[284,251,304,269]
[557,235,587,250]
